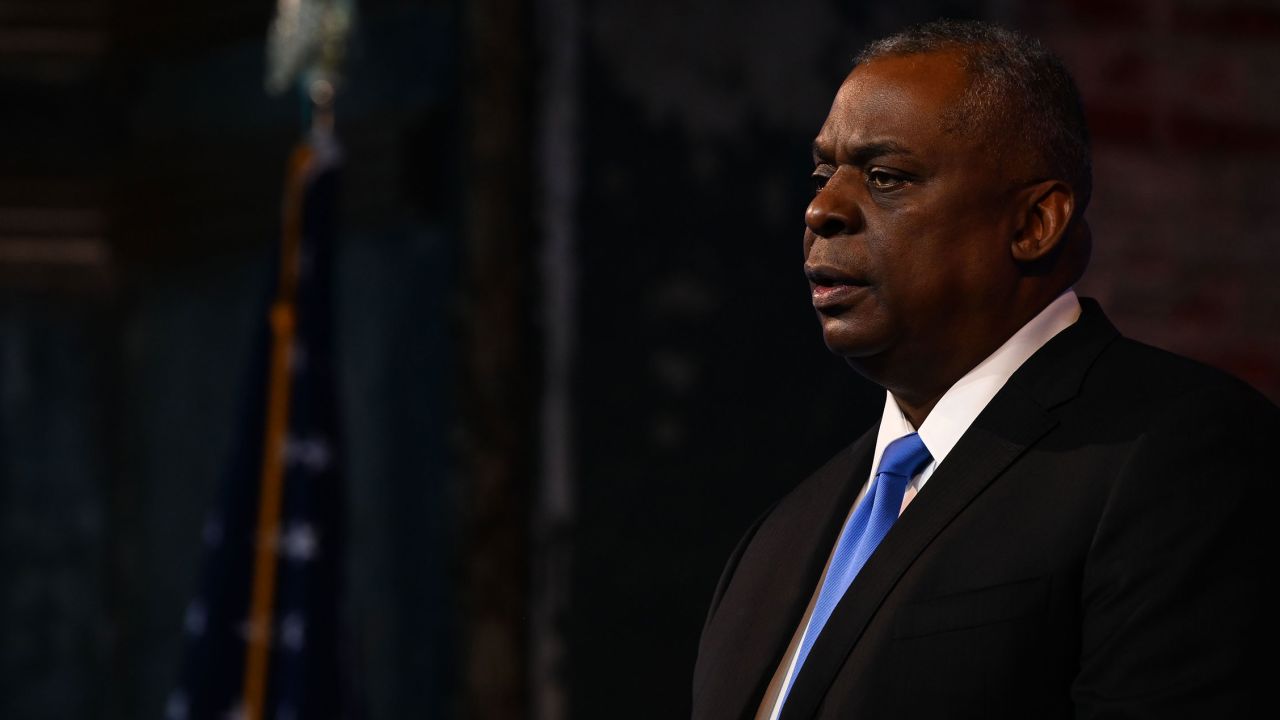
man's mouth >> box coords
[805,265,869,310]
[811,283,868,310]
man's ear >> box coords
[1012,180,1074,262]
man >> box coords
[693,20,1276,719]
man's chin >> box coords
[818,314,889,359]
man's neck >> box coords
[891,393,937,430]
[884,289,1082,431]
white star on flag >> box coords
[283,434,332,472]
[279,521,320,562]
[280,611,307,652]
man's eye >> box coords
[867,170,906,190]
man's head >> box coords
[856,21,1092,217]
[803,20,1092,410]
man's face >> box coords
[805,51,1025,385]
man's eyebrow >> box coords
[812,139,914,165]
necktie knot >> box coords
[876,432,932,480]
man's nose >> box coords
[804,178,861,237]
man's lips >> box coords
[805,265,869,310]
[811,283,868,310]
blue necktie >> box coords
[780,432,933,705]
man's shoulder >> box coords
[1037,329,1278,499]
[1085,333,1276,421]
[1013,298,1275,422]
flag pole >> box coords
[239,141,311,720]
[240,3,351,716]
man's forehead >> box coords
[813,51,972,158]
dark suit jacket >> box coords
[693,300,1278,719]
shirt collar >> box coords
[871,290,1083,472]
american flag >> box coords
[165,125,349,720]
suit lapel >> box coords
[779,299,1119,719]
[697,430,878,720]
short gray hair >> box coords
[856,20,1093,219]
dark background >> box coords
[1,0,1277,718]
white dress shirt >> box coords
[762,290,1082,720]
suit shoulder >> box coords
[1088,335,1277,419]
